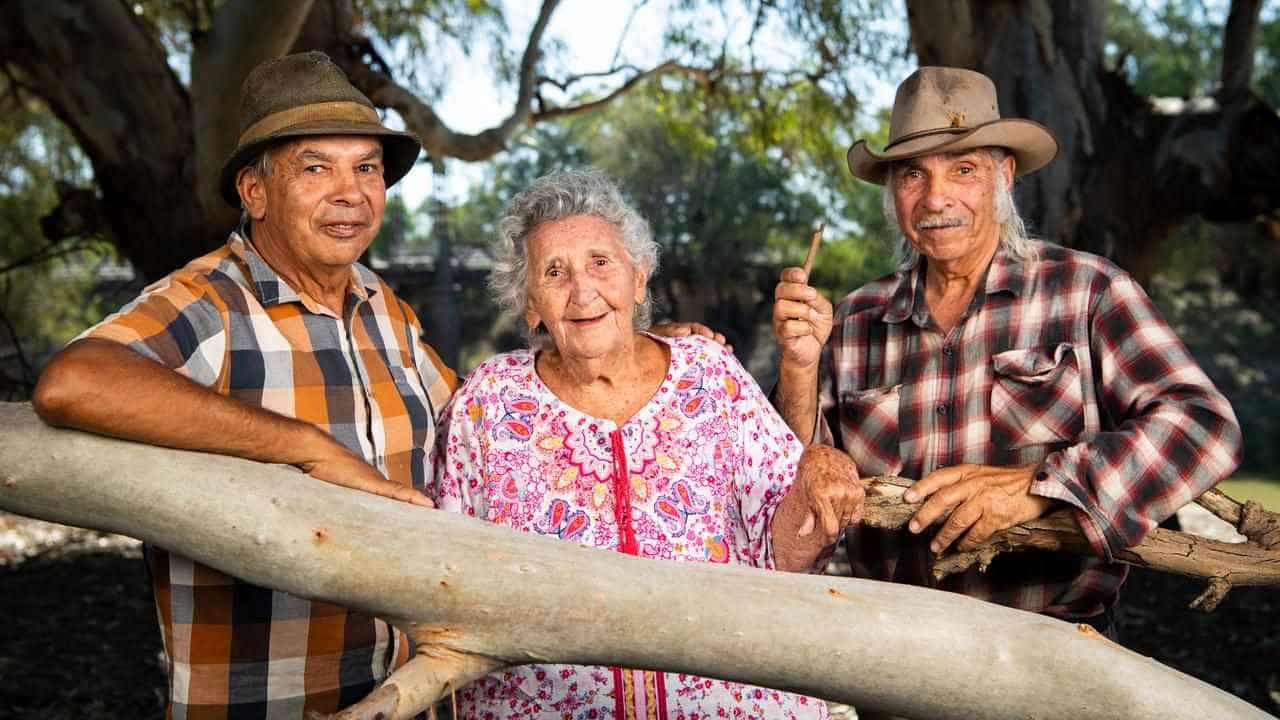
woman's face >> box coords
[524,214,647,362]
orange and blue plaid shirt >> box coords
[816,241,1241,620]
[84,233,456,719]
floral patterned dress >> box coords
[432,333,828,720]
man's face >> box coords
[239,136,387,278]
[890,149,1014,268]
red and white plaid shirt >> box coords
[816,241,1241,619]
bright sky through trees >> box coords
[395,0,897,206]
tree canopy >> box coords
[2,0,1279,468]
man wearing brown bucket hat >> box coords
[771,67,1240,645]
[34,52,457,718]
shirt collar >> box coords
[880,243,1025,326]
[984,243,1028,298]
[227,232,379,312]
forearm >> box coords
[33,339,345,467]
[774,360,820,443]
[1035,407,1241,559]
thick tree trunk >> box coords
[0,0,216,280]
[191,0,318,226]
[907,0,1280,282]
[0,402,1270,720]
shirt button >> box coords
[942,345,954,356]
[936,404,949,416]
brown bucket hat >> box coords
[847,66,1058,184]
[218,51,421,206]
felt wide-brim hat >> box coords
[218,51,421,206]
[847,66,1059,184]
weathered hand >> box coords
[772,266,833,370]
[904,463,1054,553]
[649,321,730,349]
[794,445,865,543]
[301,448,434,508]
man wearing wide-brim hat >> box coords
[34,51,458,718]
[771,66,1240,649]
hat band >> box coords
[237,101,382,147]
[884,126,970,151]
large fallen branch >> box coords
[862,477,1280,611]
[0,403,1271,720]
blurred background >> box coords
[0,0,1277,717]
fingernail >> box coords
[908,520,919,533]
[930,542,940,553]
[903,490,917,502]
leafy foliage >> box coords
[1107,0,1280,104]
[1107,0,1224,97]
[0,95,116,399]
[445,79,895,376]
[1255,6,1280,106]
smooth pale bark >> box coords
[0,402,1270,720]
[192,0,318,225]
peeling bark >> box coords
[0,403,1272,720]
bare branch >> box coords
[1219,0,1263,101]
[498,0,561,139]
[536,65,647,93]
[745,0,769,70]
[0,242,91,276]
[858,475,1280,612]
[609,0,652,70]
[532,61,714,122]
[1198,487,1244,526]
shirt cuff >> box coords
[1031,453,1114,562]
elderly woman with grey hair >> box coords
[431,169,862,719]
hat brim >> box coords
[219,121,421,206]
[847,118,1058,184]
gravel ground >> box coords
[1,511,1276,719]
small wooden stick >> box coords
[802,222,825,276]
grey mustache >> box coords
[916,217,965,230]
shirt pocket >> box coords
[837,384,904,476]
[990,343,1085,451]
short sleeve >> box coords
[79,274,227,388]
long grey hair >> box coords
[881,147,1036,269]
[490,168,660,347]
